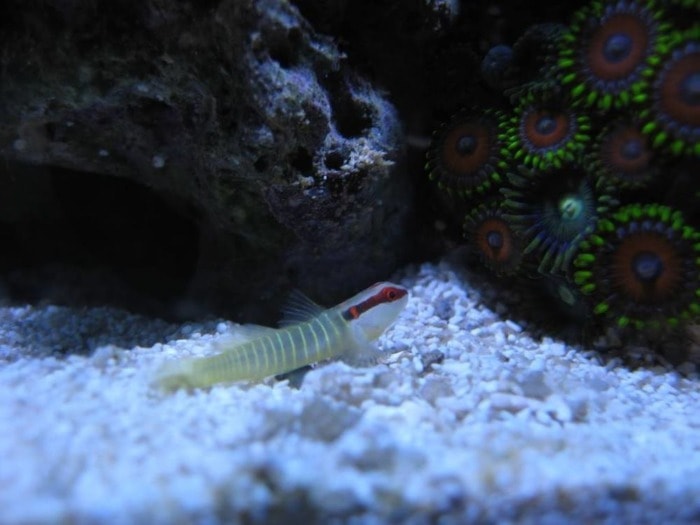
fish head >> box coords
[340,281,409,341]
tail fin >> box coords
[153,325,275,392]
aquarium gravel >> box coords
[1,257,700,524]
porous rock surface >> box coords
[0,0,410,319]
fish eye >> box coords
[383,287,403,301]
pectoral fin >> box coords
[339,337,382,368]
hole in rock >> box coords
[289,147,314,174]
[323,72,372,139]
[324,151,345,170]
[254,156,268,172]
[0,163,200,318]
[267,27,302,69]
[333,95,371,138]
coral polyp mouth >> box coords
[501,91,591,170]
[558,194,586,222]
[644,33,700,155]
[658,47,700,125]
[611,234,682,303]
[587,14,650,82]
[523,109,572,150]
[590,119,656,189]
[464,202,524,275]
[574,204,700,329]
[559,0,670,109]
[443,123,491,174]
[502,164,614,273]
[426,109,504,198]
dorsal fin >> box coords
[279,289,325,327]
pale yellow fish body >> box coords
[155,282,408,391]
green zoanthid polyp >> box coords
[425,0,700,343]
[574,203,700,329]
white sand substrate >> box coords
[1,258,699,524]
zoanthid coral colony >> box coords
[426,0,700,343]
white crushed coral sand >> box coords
[1,259,699,523]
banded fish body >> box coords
[155,282,408,391]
